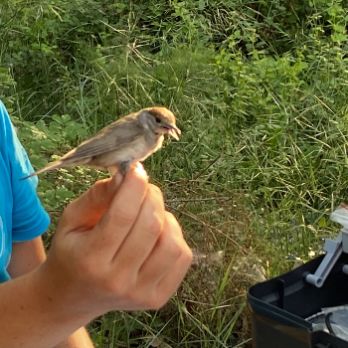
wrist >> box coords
[31,261,96,327]
[0,262,95,348]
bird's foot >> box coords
[119,161,131,176]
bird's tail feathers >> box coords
[21,160,64,180]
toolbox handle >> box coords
[305,205,348,288]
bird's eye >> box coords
[155,117,161,123]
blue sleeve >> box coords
[1,102,50,242]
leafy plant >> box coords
[2,0,348,346]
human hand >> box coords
[40,164,192,318]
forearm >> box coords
[0,266,93,348]
[8,238,46,277]
[7,238,95,348]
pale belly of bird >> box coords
[90,135,164,169]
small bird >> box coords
[23,107,181,178]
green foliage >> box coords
[2,0,348,346]
[13,115,90,215]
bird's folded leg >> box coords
[118,161,132,176]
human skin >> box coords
[8,238,95,348]
[1,164,192,348]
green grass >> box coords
[2,1,348,346]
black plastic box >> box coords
[248,253,348,348]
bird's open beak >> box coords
[168,125,181,140]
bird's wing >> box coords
[62,116,143,161]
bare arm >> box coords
[0,265,93,348]
[8,237,46,277]
[8,237,95,348]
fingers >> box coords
[107,211,192,311]
[50,161,193,314]
[154,246,193,307]
[154,213,192,304]
[137,212,184,284]
[58,173,122,231]
[91,164,149,258]
[110,184,165,270]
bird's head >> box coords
[138,107,181,140]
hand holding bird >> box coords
[23,106,180,179]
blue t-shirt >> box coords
[0,101,50,281]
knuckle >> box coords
[145,212,163,238]
[183,246,193,264]
[165,212,175,220]
[165,212,183,236]
[148,292,168,310]
[150,185,164,207]
[149,184,163,199]
[167,241,182,260]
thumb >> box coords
[58,173,123,232]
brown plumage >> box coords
[23,107,181,179]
